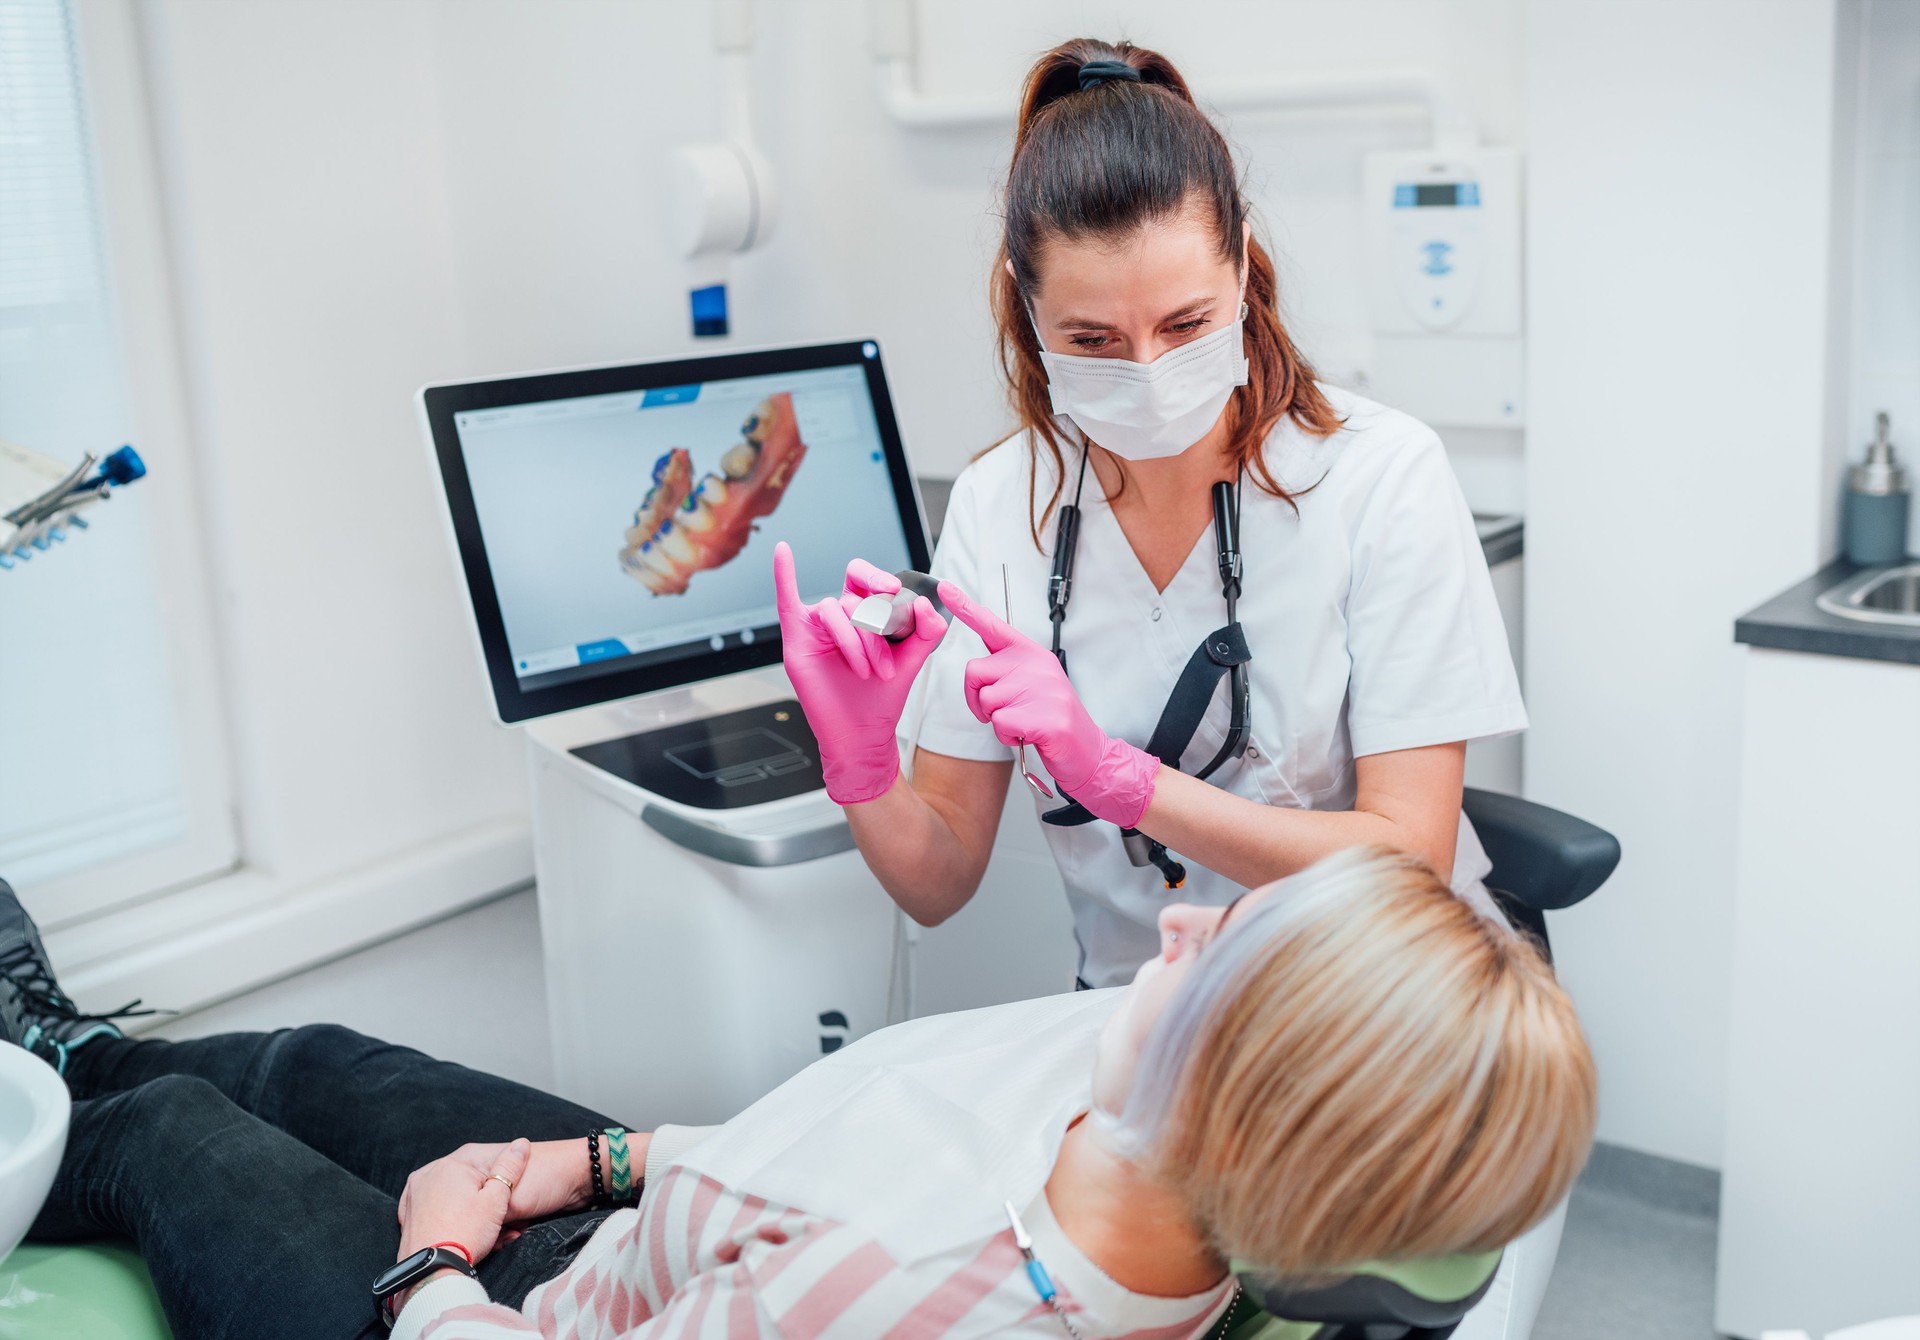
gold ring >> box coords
[487,1173,514,1192]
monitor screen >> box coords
[420,340,929,723]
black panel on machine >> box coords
[569,700,826,810]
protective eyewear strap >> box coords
[1048,443,1093,670]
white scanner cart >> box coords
[524,671,893,1127]
[419,340,928,1128]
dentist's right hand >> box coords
[774,541,948,805]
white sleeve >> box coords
[900,470,1011,764]
[1344,429,1527,758]
[644,1124,724,1187]
[387,1272,502,1340]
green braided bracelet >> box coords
[605,1126,634,1202]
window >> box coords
[0,0,235,922]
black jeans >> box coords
[27,1024,629,1340]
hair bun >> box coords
[1077,59,1142,90]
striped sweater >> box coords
[398,1164,1231,1340]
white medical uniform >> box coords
[907,385,1527,988]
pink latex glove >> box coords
[775,541,947,805]
[938,579,1160,829]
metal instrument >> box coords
[1003,564,1055,799]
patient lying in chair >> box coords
[2,846,1595,1340]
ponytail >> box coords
[991,38,1342,544]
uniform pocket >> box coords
[1203,732,1306,810]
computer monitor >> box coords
[420,340,930,724]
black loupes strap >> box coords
[1043,620,1250,829]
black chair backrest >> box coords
[1462,788,1620,912]
[1208,794,1621,1338]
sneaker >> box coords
[0,877,155,1074]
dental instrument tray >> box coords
[419,339,930,724]
[0,441,147,570]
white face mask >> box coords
[1033,308,1250,461]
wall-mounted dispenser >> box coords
[1363,146,1524,428]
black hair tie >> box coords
[1077,59,1142,90]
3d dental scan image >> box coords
[620,393,809,596]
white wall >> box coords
[1524,0,1844,1169]
[45,2,540,1019]
[1842,0,1920,551]
[417,0,1527,487]
[140,0,528,880]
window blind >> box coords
[0,0,105,318]
[0,0,197,896]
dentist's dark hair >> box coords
[992,38,1341,543]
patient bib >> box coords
[672,989,1122,1264]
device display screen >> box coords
[422,341,927,722]
[1396,181,1481,208]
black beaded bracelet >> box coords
[586,1129,607,1208]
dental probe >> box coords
[1002,565,1055,799]
[849,569,945,641]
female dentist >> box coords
[776,39,1552,1336]
[777,36,1525,986]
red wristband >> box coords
[427,1241,474,1267]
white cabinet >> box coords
[1718,648,1920,1336]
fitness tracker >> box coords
[372,1244,479,1327]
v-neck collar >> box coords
[1079,462,1224,601]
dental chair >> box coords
[1204,787,1621,1340]
[0,790,1617,1340]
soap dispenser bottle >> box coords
[1845,412,1910,566]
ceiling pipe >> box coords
[867,0,1478,151]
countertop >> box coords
[1735,559,1920,667]
[914,476,1525,566]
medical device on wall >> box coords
[668,0,775,339]
[419,340,931,1124]
[1363,147,1524,428]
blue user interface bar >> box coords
[640,386,700,409]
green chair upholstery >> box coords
[0,1243,172,1340]
[4,1242,1494,1340]
[1211,1251,1503,1340]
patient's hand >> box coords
[511,1139,596,1220]
[397,1138,530,1265]
[439,1135,649,1222]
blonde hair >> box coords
[1117,846,1597,1275]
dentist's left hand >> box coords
[775,541,947,804]
[939,579,1160,829]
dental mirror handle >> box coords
[850,569,947,642]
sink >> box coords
[0,1046,69,1265]
[1815,564,1920,626]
